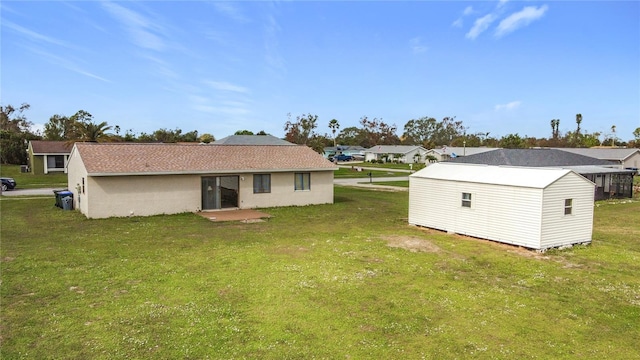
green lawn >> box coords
[334,167,408,179]
[368,180,409,187]
[1,187,639,359]
[0,164,68,189]
[356,162,426,171]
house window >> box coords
[461,192,472,208]
[295,172,310,191]
[47,155,65,169]
[82,177,85,194]
[253,174,271,193]
[564,199,573,215]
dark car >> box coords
[1,177,17,191]
[333,154,354,162]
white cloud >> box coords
[3,20,71,48]
[495,101,522,111]
[452,6,474,28]
[264,10,286,76]
[204,81,249,94]
[410,37,428,54]
[466,13,497,40]
[24,45,111,82]
[101,1,167,51]
[463,6,474,16]
[495,5,549,38]
[212,2,249,23]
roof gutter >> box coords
[88,167,339,177]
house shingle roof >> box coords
[213,135,293,145]
[74,143,337,175]
[446,149,616,167]
[30,140,73,154]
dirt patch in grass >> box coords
[384,235,442,253]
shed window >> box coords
[295,173,310,191]
[253,174,271,193]
[564,199,573,215]
[461,192,472,208]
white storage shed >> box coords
[408,163,595,250]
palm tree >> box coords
[575,114,582,136]
[80,121,112,142]
[550,119,557,139]
[328,119,339,147]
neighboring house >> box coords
[553,148,640,170]
[446,148,635,200]
[323,145,367,159]
[364,145,427,163]
[67,143,337,219]
[28,140,73,174]
[424,147,500,162]
[409,163,594,250]
[213,134,293,145]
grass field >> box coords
[0,165,68,189]
[1,186,639,359]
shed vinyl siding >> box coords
[410,178,543,248]
[540,174,594,248]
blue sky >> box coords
[2,1,639,141]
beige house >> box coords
[67,143,337,219]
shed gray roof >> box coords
[446,149,616,167]
[213,135,293,145]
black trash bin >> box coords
[54,190,73,208]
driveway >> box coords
[334,176,409,191]
[0,188,65,197]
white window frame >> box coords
[564,198,573,215]
[461,192,472,208]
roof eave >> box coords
[88,167,338,177]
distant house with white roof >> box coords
[364,145,427,163]
[552,148,640,170]
[424,147,500,162]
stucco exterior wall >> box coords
[67,149,87,214]
[239,171,334,209]
[85,175,200,218]
[30,155,45,175]
[70,170,334,219]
